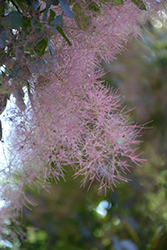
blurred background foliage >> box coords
[2,14,167,250]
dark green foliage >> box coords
[73,3,92,30]
[110,0,146,9]
[2,11,24,29]
[111,0,124,6]
[86,1,100,12]
[34,38,48,56]
[131,0,146,10]
[0,0,74,109]
[50,15,63,26]
[47,9,56,23]
[56,26,72,46]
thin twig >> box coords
[11,0,23,15]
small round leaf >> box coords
[3,11,24,29]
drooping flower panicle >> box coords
[0,0,163,240]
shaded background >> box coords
[3,19,167,250]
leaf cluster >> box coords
[0,0,147,115]
[0,0,75,113]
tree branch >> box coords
[11,0,23,15]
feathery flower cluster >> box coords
[0,0,164,239]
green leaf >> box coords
[0,2,5,17]
[34,39,48,56]
[31,17,44,37]
[56,26,72,46]
[87,1,100,12]
[59,0,75,18]
[32,0,40,10]
[111,0,124,6]
[50,26,58,34]
[48,9,56,23]
[73,3,91,30]
[2,11,24,29]
[31,17,40,28]
[50,15,63,26]
[42,3,51,21]
[131,0,146,10]
[51,161,55,168]
[22,18,31,31]
[47,36,55,55]
[33,33,46,46]
[13,0,27,11]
